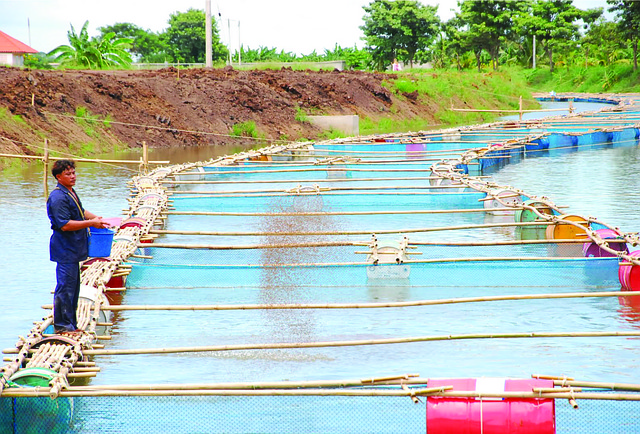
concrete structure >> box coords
[0,31,37,67]
[308,115,359,137]
[240,60,347,71]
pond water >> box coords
[1,100,639,433]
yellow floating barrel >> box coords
[545,214,589,240]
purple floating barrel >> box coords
[582,228,628,258]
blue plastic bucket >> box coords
[88,227,114,257]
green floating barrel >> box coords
[514,200,554,225]
[9,367,57,387]
[515,200,554,241]
[6,368,74,434]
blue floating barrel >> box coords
[88,227,114,258]
[526,138,549,152]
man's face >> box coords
[56,168,76,189]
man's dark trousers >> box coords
[54,262,81,332]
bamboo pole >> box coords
[161,176,492,185]
[409,239,628,246]
[281,148,488,155]
[135,241,365,250]
[526,118,640,124]
[224,155,508,167]
[163,207,522,217]
[57,331,640,357]
[2,385,640,401]
[550,380,640,392]
[192,167,467,175]
[169,185,477,195]
[451,107,571,114]
[0,153,169,165]
[65,374,423,391]
[522,138,640,155]
[170,191,483,199]
[0,386,452,398]
[224,157,445,166]
[125,255,614,267]
[39,291,640,312]
[146,221,555,238]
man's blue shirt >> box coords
[47,183,88,263]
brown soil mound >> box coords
[0,66,433,159]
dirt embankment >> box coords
[0,66,441,162]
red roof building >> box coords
[0,30,38,67]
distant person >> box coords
[392,58,401,71]
[47,159,107,335]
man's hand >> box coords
[89,217,109,229]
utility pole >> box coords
[228,19,232,65]
[533,35,536,69]
[238,21,241,66]
[205,0,212,67]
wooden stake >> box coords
[43,138,49,199]
[519,95,523,121]
[142,141,148,174]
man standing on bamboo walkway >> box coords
[47,159,108,335]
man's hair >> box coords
[52,159,76,178]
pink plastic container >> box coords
[426,378,555,434]
[619,250,640,291]
[103,217,123,229]
[583,228,628,258]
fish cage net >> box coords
[2,395,640,433]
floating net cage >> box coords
[3,96,640,433]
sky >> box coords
[0,0,614,56]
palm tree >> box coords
[48,21,132,69]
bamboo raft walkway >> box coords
[2,93,640,420]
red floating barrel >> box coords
[426,378,555,434]
[120,217,147,228]
[619,250,640,291]
[83,258,125,289]
[583,228,628,258]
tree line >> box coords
[362,0,639,73]
[38,1,640,73]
